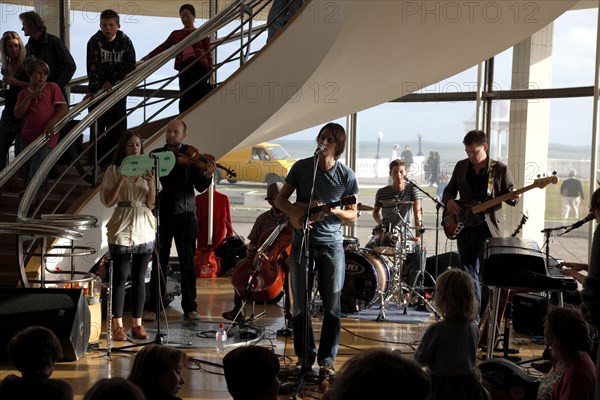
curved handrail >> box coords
[0,222,84,288]
[16,0,251,223]
[0,223,83,239]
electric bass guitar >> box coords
[290,195,357,229]
[442,176,558,239]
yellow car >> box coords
[216,142,296,184]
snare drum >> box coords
[343,236,360,251]
[371,225,400,256]
[341,249,389,313]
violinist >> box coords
[222,182,288,322]
[143,118,216,322]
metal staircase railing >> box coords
[0,0,289,287]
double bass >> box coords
[231,219,292,303]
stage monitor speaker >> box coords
[0,288,91,361]
[406,251,461,287]
[512,293,547,336]
[426,251,461,276]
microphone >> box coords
[562,213,595,235]
[314,144,326,155]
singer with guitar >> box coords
[441,130,519,312]
[275,122,359,377]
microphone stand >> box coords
[151,155,165,345]
[294,151,320,388]
[109,153,174,352]
[408,179,444,278]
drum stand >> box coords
[376,218,410,322]
[375,220,439,321]
[405,225,439,318]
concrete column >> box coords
[507,23,553,244]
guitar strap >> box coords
[487,160,497,198]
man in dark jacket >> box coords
[19,11,76,102]
[86,9,136,168]
[145,118,216,322]
[442,130,519,311]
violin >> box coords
[176,145,237,178]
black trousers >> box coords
[149,212,198,314]
[110,252,151,319]
[89,97,127,167]
[178,58,210,114]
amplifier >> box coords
[512,293,547,336]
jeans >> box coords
[289,240,345,367]
[456,227,492,315]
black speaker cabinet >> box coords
[405,251,461,288]
[426,251,461,275]
[0,288,91,361]
[512,293,547,336]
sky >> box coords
[0,3,597,146]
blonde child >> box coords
[415,268,489,400]
[14,59,67,191]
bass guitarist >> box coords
[442,130,519,313]
[275,122,359,377]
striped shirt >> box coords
[286,157,359,244]
[375,183,421,228]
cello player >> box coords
[222,182,290,322]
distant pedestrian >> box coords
[425,151,435,186]
[401,145,413,164]
[561,169,584,219]
[389,144,400,163]
[432,151,441,185]
[388,144,400,184]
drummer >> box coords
[372,159,422,242]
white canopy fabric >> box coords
[164,0,576,158]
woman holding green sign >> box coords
[100,130,160,341]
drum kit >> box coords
[341,199,439,321]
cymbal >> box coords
[381,199,414,206]
[357,203,374,211]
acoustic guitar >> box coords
[442,176,557,239]
[290,195,357,229]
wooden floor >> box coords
[0,277,546,399]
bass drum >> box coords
[341,249,389,313]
